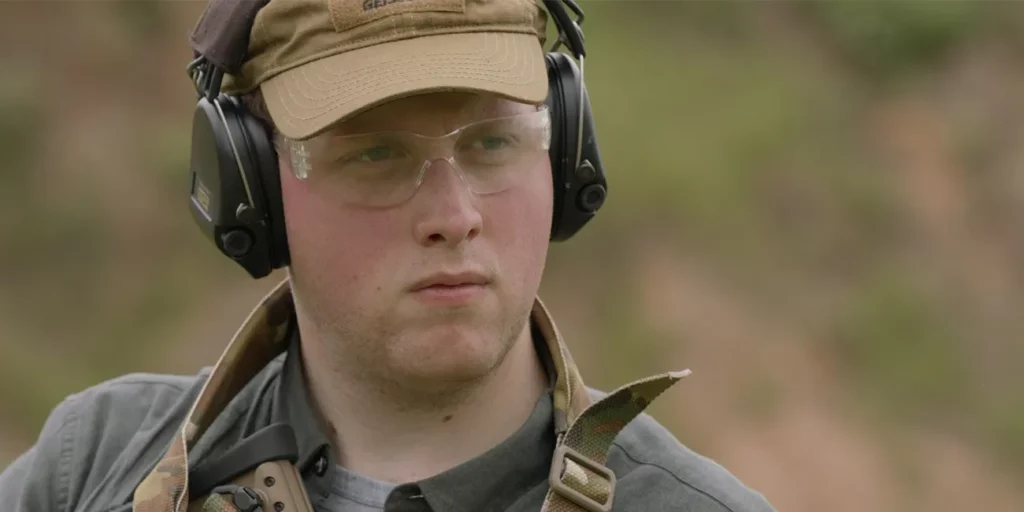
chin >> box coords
[390,323,511,384]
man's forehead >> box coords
[322,91,539,136]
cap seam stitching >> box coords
[276,54,537,123]
[294,33,510,95]
[236,25,538,91]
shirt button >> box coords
[385,486,430,512]
[313,454,328,477]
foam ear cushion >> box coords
[228,96,290,268]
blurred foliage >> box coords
[112,1,172,42]
[0,62,43,195]
[799,1,988,82]
[831,268,971,420]
[2,1,1023,510]
[985,398,1024,475]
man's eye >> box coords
[474,136,512,151]
[357,146,394,162]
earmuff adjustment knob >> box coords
[575,159,596,182]
[577,183,606,212]
[221,229,254,259]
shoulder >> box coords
[65,370,207,422]
[53,371,210,482]
[587,388,776,512]
[63,370,209,441]
[0,370,211,511]
[28,370,207,461]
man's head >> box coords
[281,90,554,393]
[212,0,557,391]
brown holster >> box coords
[184,423,312,512]
[188,460,309,512]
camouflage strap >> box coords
[133,280,294,512]
[541,370,691,512]
[134,433,190,512]
[198,494,238,512]
[192,486,266,512]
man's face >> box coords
[280,91,553,391]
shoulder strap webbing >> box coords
[134,280,294,512]
[541,370,691,512]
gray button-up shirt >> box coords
[1,306,775,512]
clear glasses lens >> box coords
[285,108,551,207]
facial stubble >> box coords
[290,265,533,412]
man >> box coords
[1,0,775,511]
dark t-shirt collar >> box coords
[273,318,558,511]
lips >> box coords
[410,271,490,291]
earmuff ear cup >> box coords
[189,98,236,244]
[545,52,607,242]
[188,94,283,279]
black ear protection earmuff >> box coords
[186,0,607,279]
[541,0,608,242]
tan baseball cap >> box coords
[218,0,551,141]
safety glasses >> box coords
[281,107,552,207]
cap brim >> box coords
[260,32,549,140]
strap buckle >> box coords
[209,484,263,512]
[548,444,615,512]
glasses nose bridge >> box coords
[414,125,462,158]
[407,126,473,199]
[420,154,470,186]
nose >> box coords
[411,158,483,248]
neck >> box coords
[299,319,550,484]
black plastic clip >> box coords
[209,484,263,512]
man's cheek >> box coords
[314,233,395,291]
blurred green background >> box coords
[2,1,1024,511]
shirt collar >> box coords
[415,386,556,511]
[265,279,584,508]
[271,331,333,501]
